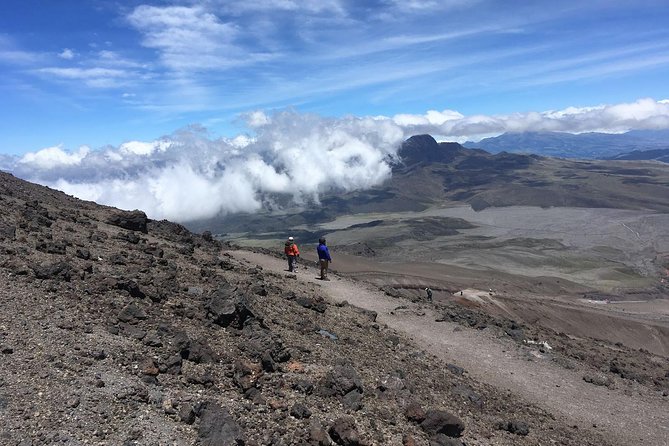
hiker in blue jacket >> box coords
[317,237,332,281]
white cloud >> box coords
[19,145,90,169]
[58,48,75,60]
[119,140,172,156]
[15,110,404,222]
[396,98,669,141]
[36,67,130,88]
[219,0,345,15]
[393,109,464,126]
[127,5,242,71]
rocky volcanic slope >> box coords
[0,171,615,446]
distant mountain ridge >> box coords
[606,148,669,163]
[464,129,669,160]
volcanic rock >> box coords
[497,420,530,436]
[329,416,365,446]
[420,409,465,438]
[197,403,244,446]
[107,210,148,233]
[206,283,255,328]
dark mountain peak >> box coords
[398,134,465,166]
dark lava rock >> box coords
[296,296,327,313]
[320,363,364,397]
[36,240,67,255]
[505,328,525,342]
[308,419,331,446]
[329,416,364,446]
[404,401,426,423]
[107,210,148,233]
[261,351,276,372]
[446,364,465,376]
[496,420,530,436]
[144,245,164,258]
[293,379,314,395]
[117,303,148,324]
[583,374,611,387]
[116,280,146,299]
[342,389,363,411]
[178,404,196,425]
[206,283,255,329]
[162,354,183,375]
[186,339,216,364]
[452,384,483,409]
[0,222,16,240]
[116,231,141,244]
[198,403,244,446]
[33,261,72,281]
[75,248,91,260]
[233,359,262,391]
[290,402,312,419]
[420,409,465,438]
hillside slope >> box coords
[0,171,633,445]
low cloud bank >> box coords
[396,98,669,142]
[10,98,669,222]
[13,111,404,222]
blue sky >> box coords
[2,0,669,156]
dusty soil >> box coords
[233,250,669,446]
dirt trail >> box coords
[231,250,669,446]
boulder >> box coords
[206,283,255,329]
[107,210,148,233]
[197,403,244,446]
[308,419,331,446]
[404,401,426,423]
[117,303,148,324]
[320,363,364,397]
[496,420,529,436]
[296,296,328,313]
[342,389,363,411]
[290,402,312,419]
[33,261,72,281]
[116,280,146,299]
[420,409,464,438]
[329,416,364,446]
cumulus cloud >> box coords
[18,145,90,170]
[394,98,669,142]
[13,99,669,222]
[15,111,404,222]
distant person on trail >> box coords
[284,236,300,272]
[317,237,332,281]
[425,287,433,301]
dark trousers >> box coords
[287,256,297,272]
